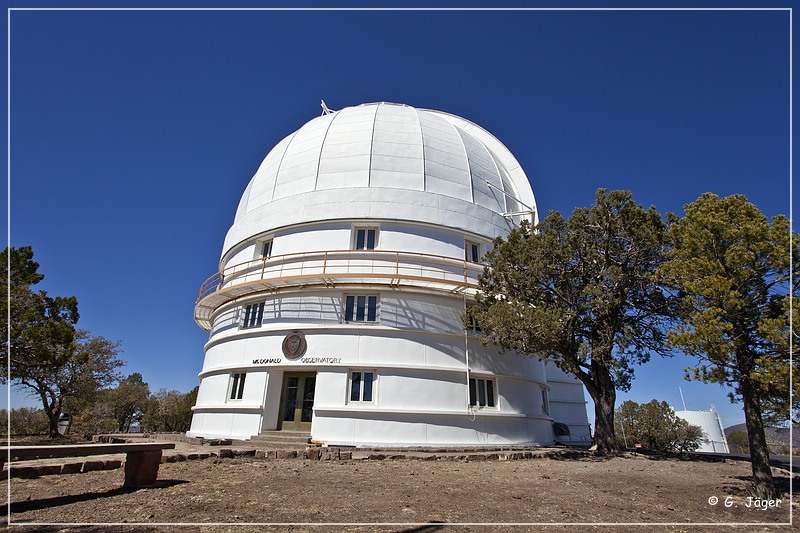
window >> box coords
[349,370,375,403]
[261,239,273,259]
[469,377,496,408]
[241,302,264,329]
[344,295,378,323]
[541,386,550,416]
[465,241,481,262]
[354,227,378,250]
[229,372,246,400]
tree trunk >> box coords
[37,387,62,439]
[592,385,619,456]
[741,378,776,499]
[46,410,62,438]
[584,358,619,456]
[570,359,620,456]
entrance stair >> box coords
[247,430,312,450]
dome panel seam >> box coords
[412,106,426,192]
[313,111,340,191]
[271,130,301,204]
[367,103,379,187]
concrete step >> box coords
[248,431,312,447]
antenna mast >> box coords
[320,100,335,115]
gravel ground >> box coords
[3,451,796,532]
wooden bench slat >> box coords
[2,442,175,461]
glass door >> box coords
[278,372,316,431]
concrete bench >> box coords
[2,442,176,487]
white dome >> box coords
[222,102,536,260]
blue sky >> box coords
[3,4,794,431]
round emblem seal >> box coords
[282,332,307,359]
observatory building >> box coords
[674,408,730,454]
[188,102,591,447]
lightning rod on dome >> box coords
[320,100,335,115]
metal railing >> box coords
[196,249,485,305]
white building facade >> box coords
[674,409,730,454]
[188,102,591,447]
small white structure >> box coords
[674,408,730,453]
[187,102,591,447]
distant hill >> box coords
[724,423,798,452]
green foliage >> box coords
[614,400,703,453]
[177,386,199,428]
[68,398,117,436]
[142,387,197,433]
[755,295,800,425]
[658,193,797,498]
[659,193,796,411]
[469,189,674,455]
[0,407,49,436]
[107,373,151,432]
[1,247,124,437]
[1,246,80,385]
[727,430,750,453]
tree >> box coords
[1,246,126,437]
[1,247,79,354]
[657,193,797,499]
[107,373,151,432]
[142,387,196,433]
[2,246,76,437]
[0,407,49,436]
[469,190,674,455]
[615,399,703,453]
[727,430,750,454]
[17,329,124,437]
[755,296,800,425]
[176,386,199,432]
[67,396,117,436]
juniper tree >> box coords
[615,399,703,453]
[469,189,674,456]
[107,372,151,432]
[657,193,797,499]
[1,246,123,437]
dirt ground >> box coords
[3,451,796,532]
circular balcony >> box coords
[194,250,484,331]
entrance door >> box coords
[278,372,316,431]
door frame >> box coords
[277,372,316,431]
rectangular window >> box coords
[468,377,496,408]
[262,240,273,258]
[241,302,265,329]
[540,387,550,416]
[465,241,481,262]
[354,228,377,250]
[229,372,246,400]
[344,295,378,323]
[349,370,375,403]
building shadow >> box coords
[9,479,188,514]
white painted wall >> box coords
[674,410,730,453]
[221,220,490,271]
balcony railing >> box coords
[194,250,485,331]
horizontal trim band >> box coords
[313,406,551,420]
[197,363,546,385]
[190,404,264,413]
